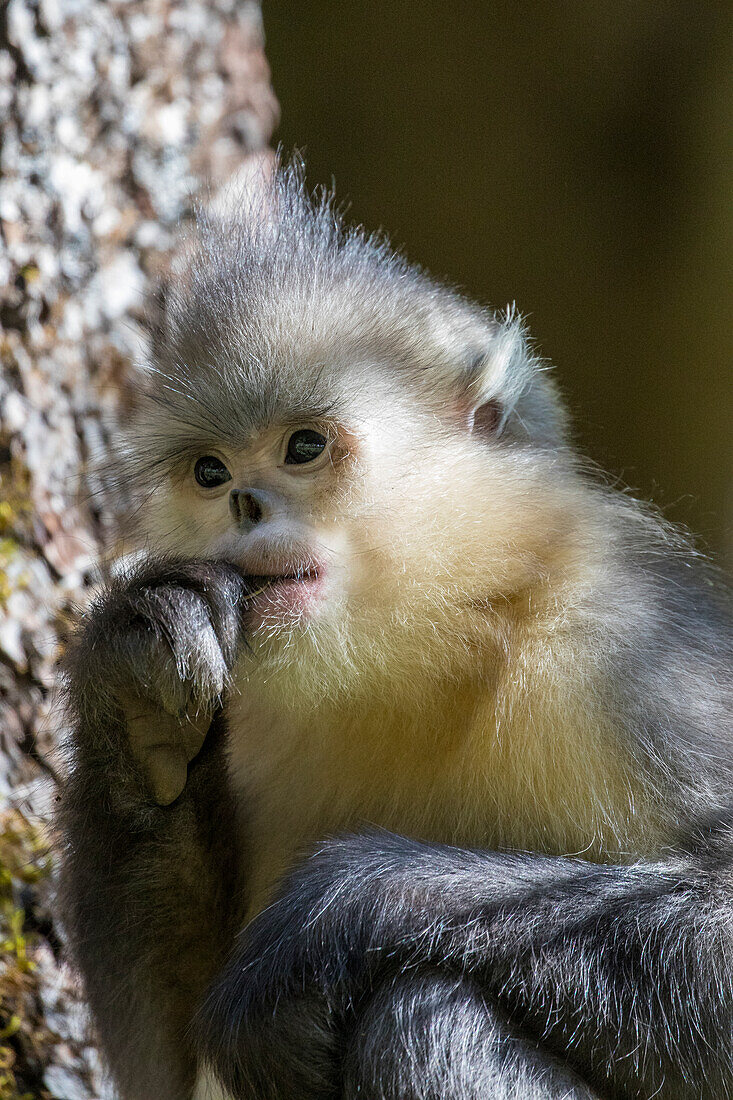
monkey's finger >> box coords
[138,743,190,805]
[125,702,176,756]
[126,705,211,803]
[176,709,212,762]
[124,699,209,760]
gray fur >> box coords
[198,825,733,1099]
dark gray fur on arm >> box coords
[198,824,733,1100]
[59,559,251,1100]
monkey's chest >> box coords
[224,693,644,916]
[225,696,486,911]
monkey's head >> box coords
[125,165,580,707]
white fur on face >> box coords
[131,371,587,719]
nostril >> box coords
[242,492,262,524]
[229,488,266,527]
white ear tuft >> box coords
[460,310,568,447]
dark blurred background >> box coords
[265,0,732,566]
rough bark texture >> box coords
[0,2,277,1094]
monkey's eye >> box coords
[284,429,328,465]
[194,456,232,488]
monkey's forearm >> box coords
[61,712,245,1100]
[200,826,733,1100]
[59,558,251,1098]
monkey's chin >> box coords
[244,573,326,629]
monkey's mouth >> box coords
[244,568,325,624]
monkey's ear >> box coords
[455,316,568,447]
[456,329,522,439]
[460,352,506,438]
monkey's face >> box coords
[131,352,575,706]
[125,168,575,704]
[143,411,357,637]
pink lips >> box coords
[245,567,326,625]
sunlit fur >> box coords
[120,164,731,911]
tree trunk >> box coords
[0,2,277,1094]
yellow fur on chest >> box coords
[225,660,654,915]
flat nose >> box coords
[229,488,272,529]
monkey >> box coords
[59,163,733,1100]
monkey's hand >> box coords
[67,558,251,805]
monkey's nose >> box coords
[229,488,271,529]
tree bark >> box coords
[0,2,277,1094]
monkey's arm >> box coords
[60,559,250,1100]
[199,823,733,1100]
